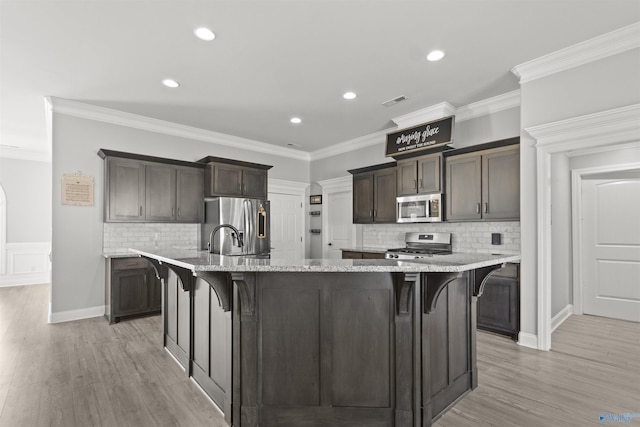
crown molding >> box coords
[309,130,387,161]
[48,97,311,162]
[525,103,640,153]
[511,22,640,84]
[455,90,520,122]
[0,147,51,162]
[391,102,456,129]
[268,178,309,196]
[317,176,352,194]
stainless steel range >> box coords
[385,232,452,259]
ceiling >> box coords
[1,1,639,157]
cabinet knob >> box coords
[328,243,332,246]
[476,203,481,214]
[484,202,489,214]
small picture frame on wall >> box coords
[310,195,322,205]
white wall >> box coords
[519,48,640,340]
[550,153,572,317]
[0,157,51,286]
[453,107,521,148]
[50,113,309,320]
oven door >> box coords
[396,194,442,223]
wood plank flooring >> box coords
[1,284,638,426]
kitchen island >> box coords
[131,248,519,427]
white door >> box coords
[269,193,303,259]
[323,191,354,259]
[582,177,640,322]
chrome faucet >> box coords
[208,224,244,254]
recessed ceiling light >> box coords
[162,79,180,88]
[343,91,357,100]
[290,117,302,124]
[194,27,216,41]
[426,50,445,62]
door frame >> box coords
[268,179,308,258]
[571,163,640,316]
[525,103,640,351]
[318,176,355,259]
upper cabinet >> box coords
[445,142,520,221]
[349,163,397,224]
[200,157,272,199]
[100,150,204,223]
[396,152,442,196]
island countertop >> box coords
[129,247,520,273]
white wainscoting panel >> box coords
[0,242,51,287]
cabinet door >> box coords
[396,160,418,196]
[417,154,441,194]
[211,163,244,197]
[146,164,177,221]
[112,268,149,317]
[482,147,520,220]
[176,167,204,222]
[353,173,374,223]
[165,268,190,369]
[373,168,397,223]
[445,154,482,221]
[477,276,520,339]
[148,270,162,311]
[107,159,145,221]
[242,168,268,199]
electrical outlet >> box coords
[491,233,502,245]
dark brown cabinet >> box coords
[477,263,520,340]
[341,250,385,259]
[201,158,272,199]
[350,164,397,224]
[396,152,442,196]
[100,150,204,223]
[445,144,520,221]
[105,257,161,324]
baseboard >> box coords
[517,332,538,349]
[551,304,574,332]
[48,304,105,324]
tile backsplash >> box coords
[362,221,520,254]
[103,223,200,254]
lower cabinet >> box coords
[476,263,520,340]
[341,250,386,260]
[105,257,161,324]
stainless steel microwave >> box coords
[396,194,443,223]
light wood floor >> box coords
[1,284,638,426]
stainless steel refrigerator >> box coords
[201,197,270,256]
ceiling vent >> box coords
[382,95,408,107]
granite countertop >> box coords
[339,247,388,254]
[129,248,520,273]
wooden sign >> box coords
[61,172,94,206]
[386,116,454,157]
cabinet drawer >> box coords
[113,257,149,271]
[492,263,518,279]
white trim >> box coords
[455,91,520,122]
[525,103,640,352]
[0,146,51,162]
[517,332,538,349]
[551,304,573,333]
[571,162,640,317]
[0,242,50,287]
[48,304,104,324]
[511,22,640,83]
[317,176,352,194]
[526,104,640,151]
[310,130,387,161]
[391,102,457,129]
[47,97,310,161]
[268,178,309,195]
